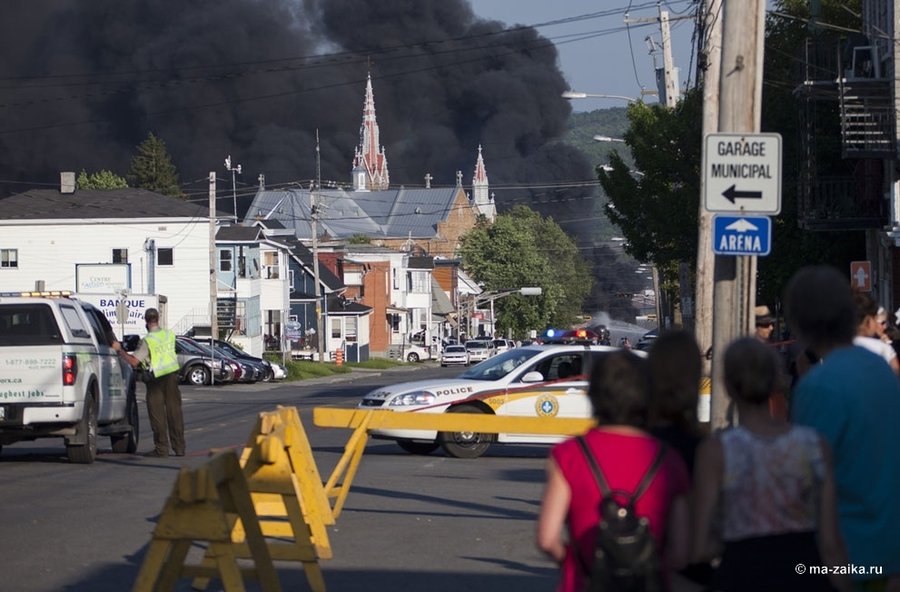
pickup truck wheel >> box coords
[438,404,494,459]
[67,394,98,464]
[111,386,140,454]
[407,352,420,363]
[186,365,210,386]
[396,440,439,455]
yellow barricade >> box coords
[132,450,281,592]
[313,408,596,519]
[193,406,328,592]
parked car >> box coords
[177,336,245,384]
[440,344,470,367]
[491,339,513,354]
[171,336,235,385]
[464,339,495,363]
[192,338,280,382]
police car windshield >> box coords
[458,348,543,381]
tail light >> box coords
[62,354,77,386]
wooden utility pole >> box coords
[709,0,767,429]
[696,0,723,378]
[313,131,325,363]
[208,172,218,385]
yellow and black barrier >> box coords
[313,408,596,517]
[192,406,328,592]
[132,450,281,592]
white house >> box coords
[0,175,220,334]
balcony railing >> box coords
[798,174,888,230]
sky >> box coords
[468,0,699,110]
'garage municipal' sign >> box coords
[713,215,772,257]
[703,133,782,215]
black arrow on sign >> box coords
[722,185,762,203]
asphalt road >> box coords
[0,363,560,592]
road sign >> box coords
[712,215,772,256]
[703,133,782,215]
[850,261,872,291]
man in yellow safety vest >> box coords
[114,307,184,457]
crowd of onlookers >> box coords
[536,265,900,592]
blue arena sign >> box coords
[713,215,772,256]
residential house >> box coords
[0,173,217,335]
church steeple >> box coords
[472,145,495,221]
[351,74,390,191]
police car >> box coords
[359,341,641,458]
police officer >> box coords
[114,308,185,457]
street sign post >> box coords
[712,215,772,256]
[703,133,782,215]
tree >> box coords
[347,234,372,244]
[128,132,185,199]
[76,169,127,189]
[458,206,592,337]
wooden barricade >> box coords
[132,450,281,592]
[192,406,328,592]
[313,408,596,519]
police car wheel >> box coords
[438,404,494,459]
[396,440,440,455]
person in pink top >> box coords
[536,350,691,592]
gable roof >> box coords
[0,188,224,220]
[243,186,471,241]
[270,234,345,293]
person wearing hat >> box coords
[113,307,185,457]
[754,305,776,343]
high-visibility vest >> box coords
[144,329,180,378]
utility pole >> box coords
[659,7,677,108]
[208,172,217,385]
[696,0,724,380]
[709,0,767,430]
[312,131,325,363]
[225,155,241,222]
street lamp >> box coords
[562,91,639,103]
[465,287,542,338]
[593,135,626,143]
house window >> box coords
[289,269,295,290]
[158,248,174,266]
[219,249,232,272]
[0,249,18,269]
[331,317,342,339]
[112,248,128,264]
[392,268,399,289]
[263,251,279,279]
[234,300,247,335]
[346,317,357,342]
[408,271,429,293]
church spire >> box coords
[351,74,390,191]
[472,145,495,221]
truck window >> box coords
[58,304,91,339]
[0,303,64,345]
[83,307,114,346]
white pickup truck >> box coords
[0,293,139,463]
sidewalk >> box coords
[300,362,436,385]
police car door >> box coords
[500,352,590,443]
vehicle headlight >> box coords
[388,391,436,406]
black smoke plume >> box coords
[0,0,596,240]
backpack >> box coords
[574,436,668,592]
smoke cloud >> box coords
[0,0,596,239]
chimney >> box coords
[60,172,76,194]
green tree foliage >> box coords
[459,206,592,336]
[127,132,185,199]
[76,169,127,189]
[598,90,703,276]
[347,234,372,244]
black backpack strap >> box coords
[577,435,668,503]
[576,436,612,497]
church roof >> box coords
[243,185,469,241]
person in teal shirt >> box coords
[785,266,900,591]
